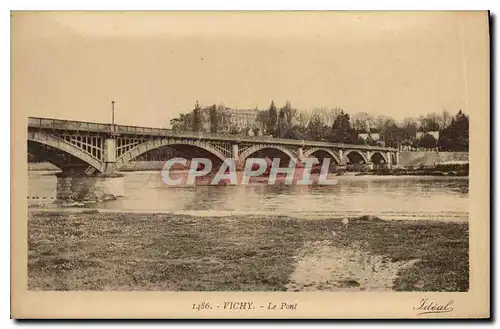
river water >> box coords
[28,170,469,221]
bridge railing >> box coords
[28,117,112,133]
[28,116,398,152]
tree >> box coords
[329,110,356,143]
[282,101,297,128]
[268,101,278,136]
[170,113,192,132]
[438,135,454,151]
[328,108,343,126]
[383,122,402,148]
[373,115,390,133]
[420,133,438,149]
[276,101,297,138]
[372,115,401,146]
[351,111,377,133]
[366,136,379,146]
[418,113,441,132]
[307,112,328,141]
[296,110,311,128]
[356,137,367,145]
[310,107,341,127]
[453,110,469,151]
[170,117,182,131]
[229,123,240,135]
[440,110,469,151]
[351,114,368,132]
[401,117,418,140]
[277,107,287,137]
[193,101,202,132]
[209,104,223,133]
[283,125,307,140]
[440,110,452,130]
[216,104,231,132]
[256,110,269,134]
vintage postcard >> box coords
[11,11,489,319]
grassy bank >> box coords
[28,211,468,291]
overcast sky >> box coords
[12,11,487,127]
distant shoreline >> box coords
[28,161,469,177]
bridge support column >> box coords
[103,138,117,174]
[338,149,347,165]
[230,142,244,170]
[54,137,125,202]
[231,143,239,159]
[395,151,400,167]
[387,151,393,169]
[297,147,304,162]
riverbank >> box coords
[352,163,469,177]
[398,151,469,167]
[28,211,468,292]
[28,162,59,171]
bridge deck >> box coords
[28,117,397,152]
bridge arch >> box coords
[238,144,297,163]
[343,149,370,164]
[370,151,388,164]
[28,131,105,173]
[116,138,226,167]
[303,148,341,164]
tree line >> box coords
[169,101,469,152]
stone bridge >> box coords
[28,117,398,200]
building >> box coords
[197,106,268,135]
[357,131,380,141]
[416,131,440,141]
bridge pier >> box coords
[297,147,304,162]
[230,142,245,170]
[55,138,124,202]
[338,149,343,165]
[56,173,124,201]
[231,143,239,160]
[104,138,117,174]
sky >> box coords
[11,11,488,128]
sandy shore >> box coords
[286,240,420,291]
[27,211,468,292]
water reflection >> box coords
[28,171,469,221]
